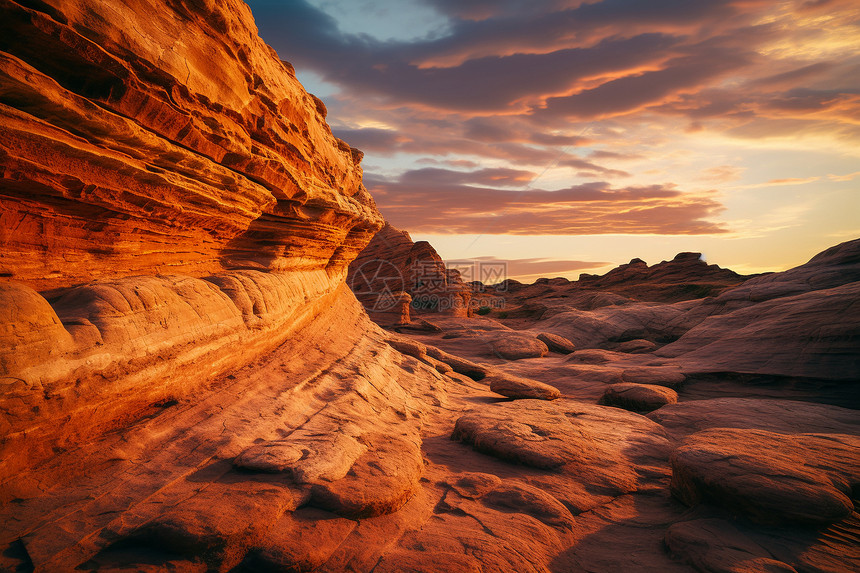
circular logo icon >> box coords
[349,259,405,311]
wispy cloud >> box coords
[367,169,727,235]
[731,176,822,189]
[247,0,860,241]
[827,171,860,182]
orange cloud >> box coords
[368,170,728,235]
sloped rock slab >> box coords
[310,436,424,519]
[129,479,305,559]
[649,397,860,438]
[486,371,560,400]
[665,518,798,573]
[621,366,686,388]
[425,346,490,380]
[670,428,860,525]
[374,550,484,573]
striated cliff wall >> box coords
[0,0,381,289]
[0,0,383,483]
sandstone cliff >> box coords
[0,0,384,486]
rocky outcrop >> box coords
[712,238,860,304]
[657,239,860,383]
[0,290,445,571]
[489,239,860,391]
[670,428,860,525]
[0,0,381,292]
[2,0,859,570]
[472,251,750,318]
[0,0,382,486]
[348,222,472,319]
[577,252,749,302]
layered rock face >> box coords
[0,0,382,482]
[348,222,472,321]
[657,238,860,382]
[0,0,380,291]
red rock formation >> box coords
[348,222,472,320]
[0,0,382,484]
[2,0,858,571]
[0,0,381,293]
[657,239,860,382]
[577,251,749,302]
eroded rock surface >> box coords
[665,519,798,573]
[1,0,859,571]
[0,0,385,483]
[670,428,860,525]
[452,400,672,512]
[0,0,380,292]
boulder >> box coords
[310,437,424,519]
[426,346,490,380]
[486,372,561,400]
[536,332,576,354]
[599,383,677,412]
[491,335,549,360]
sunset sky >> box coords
[247,0,860,281]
